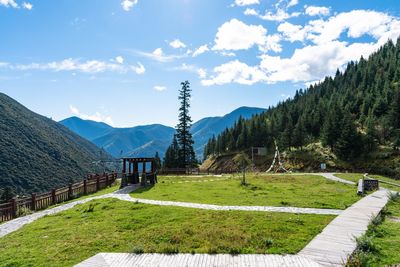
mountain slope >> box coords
[60,107,265,159]
[0,93,108,194]
[92,124,175,157]
[192,107,265,156]
[59,116,113,140]
[204,38,400,177]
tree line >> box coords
[204,38,400,161]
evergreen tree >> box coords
[336,112,360,160]
[175,81,197,168]
[154,152,161,170]
[163,135,179,168]
[0,186,15,203]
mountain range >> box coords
[60,106,265,159]
[0,93,108,194]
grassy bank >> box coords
[348,193,400,266]
[334,173,400,192]
[0,198,334,266]
[132,174,360,209]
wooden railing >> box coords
[0,173,117,223]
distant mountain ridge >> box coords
[0,93,109,194]
[60,106,265,159]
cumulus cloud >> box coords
[192,44,209,57]
[115,56,124,64]
[203,10,400,86]
[287,0,298,8]
[69,105,114,126]
[135,48,184,62]
[0,0,18,8]
[22,2,32,9]
[234,0,259,6]
[121,0,138,11]
[132,62,145,74]
[169,39,186,49]
[305,6,330,16]
[213,19,281,53]
[258,8,300,21]
[153,85,167,91]
[201,60,266,86]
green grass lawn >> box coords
[349,193,400,266]
[132,174,360,209]
[334,173,400,192]
[0,198,334,266]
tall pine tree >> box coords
[164,81,197,168]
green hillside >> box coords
[204,38,400,178]
[0,93,110,195]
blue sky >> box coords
[1,0,400,127]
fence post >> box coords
[11,198,17,218]
[83,179,87,195]
[31,193,36,211]
[68,184,73,200]
[52,189,56,205]
[96,175,100,191]
[106,174,109,187]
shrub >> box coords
[131,245,144,254]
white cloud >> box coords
[135,48,184,62]
[169,39,186,49]
[259,41,380,83]
[69,105,114,126]
[258,8,300,21]
[234,0,259,6]
[171,63,206,79]
[10,58,145,75]
[115,56,124,64]
[192,44,209,57]
[204,9,400,86]
[197,68,207,79]
[244,8,258,16]
[153,85,167,91]
[132,62,145,74]
[121,0,138,11]
[287,0,298,8]
[277,21,309,42]
[213,19,270,52]
[305,6,330,16]
[22,2,32,10]
[0,0,18,8]
[201,60,266,86]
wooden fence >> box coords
[0,173,117,223]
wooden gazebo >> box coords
[121,157,158,188]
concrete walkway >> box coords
[76,253,321,267]
[298,188,390,266]
[312,173,356,185]
[113,194,342,215]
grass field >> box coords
[334,173,400,192]
[131,174,360,209]
[0,198,334,266]
[349,193,400,266]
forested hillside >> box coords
[204,38,400,177]
[0,93,109,195]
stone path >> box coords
[298,188,390,266]
[113,194,342,215]
[313,173,356,185]
[76,253,321,267]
